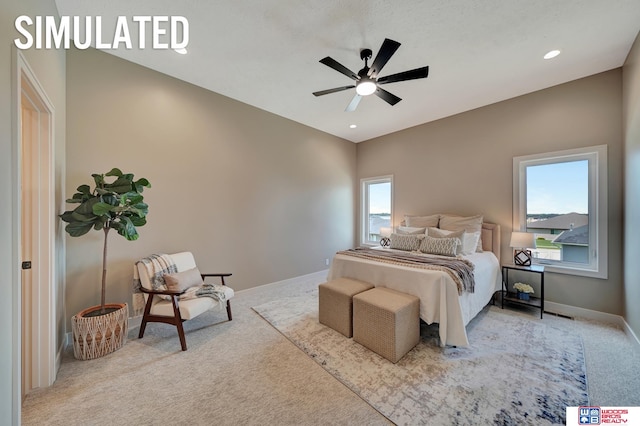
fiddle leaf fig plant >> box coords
[60,168,151,314]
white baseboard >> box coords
[63,272,640,355]
[235,269,329,296]
[545,301,640,351]
[118,269,329,344]
[545,301,623,324]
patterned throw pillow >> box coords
[390,233,423,251]
[163,267,203,292]
[419,236,459,257]
[427,227,464,254]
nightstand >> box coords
[501,264,545,318]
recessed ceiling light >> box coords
[174,48,188,55]
[349,124,357,129]
[544,49,561,60]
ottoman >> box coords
[353,287,420,363]
[318,278,374,337]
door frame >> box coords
[11,48,57,418]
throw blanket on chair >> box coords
[132,254,228,317]
[337,247,475,294]
[132,253,178,317]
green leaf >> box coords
[92,202,115,216]
[65,221,93,237]
[134,178,151,192]
[92,173,104,187]
[105,168,123,177]
[76,184,91,195]
[70,211,96,222]
[130,216,147,227]
[75,198,100,216]
[59,211,75,223]
[93,217,107,230]
[124,193,143,205]
[101,194,119,206]
[105,176,133,194]
[113,216,138,241]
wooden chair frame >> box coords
[138,273,232,351]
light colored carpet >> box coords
[253,290,589,425]
[21,272,640,425]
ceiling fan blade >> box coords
[345,94,362,112]
[375,87,402,106]
[377,66,429,85]
[368,38,401,79]
[319,57,359,81]
[313,85,355,97]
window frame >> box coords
[360,175,393,246]
[512,145,607,279]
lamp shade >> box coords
[510,231,535,248]
[379,226,393,238]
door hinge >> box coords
[21,261,32,270]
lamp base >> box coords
[513,249,532,266]
[380,237,391,247]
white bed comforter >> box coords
[327,249,502,347]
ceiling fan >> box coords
[312,38,429,112]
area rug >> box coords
[253,290,588,425]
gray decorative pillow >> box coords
[427,227,464,255]
[419,236,459,257]
[163,267,203,292]
[390,233,423,251]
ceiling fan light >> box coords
[356,80,377,96]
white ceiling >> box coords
[54,0,640,143]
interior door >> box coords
[21,99,35,400]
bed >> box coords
[327,220,502,347]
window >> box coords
[513,145,607,278]
[361,176,392,245]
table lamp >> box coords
[379,227,392,247]
[510,231,535,266]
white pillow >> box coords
[419,236,458,257]
[390,233,423,251]
[404,214,440,228]
[439,214,484,252]
[396,226,426,235]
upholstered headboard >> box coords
[398,215,501,262]
[481,222,501,263]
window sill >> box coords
[533,261,608,280]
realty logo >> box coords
[579,406,601,425]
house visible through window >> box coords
[361,176,392,245]
[513,145,607,278]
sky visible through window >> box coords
[526,160,588,215]
[369,182,391,214]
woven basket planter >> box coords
[72,303,128,360]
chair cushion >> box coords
[164,267,203,292]
[150,285,234,320]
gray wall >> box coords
[623,32,640,338]
[357,70,624,315]
[0,0,66,423]
[65,47,356,327]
